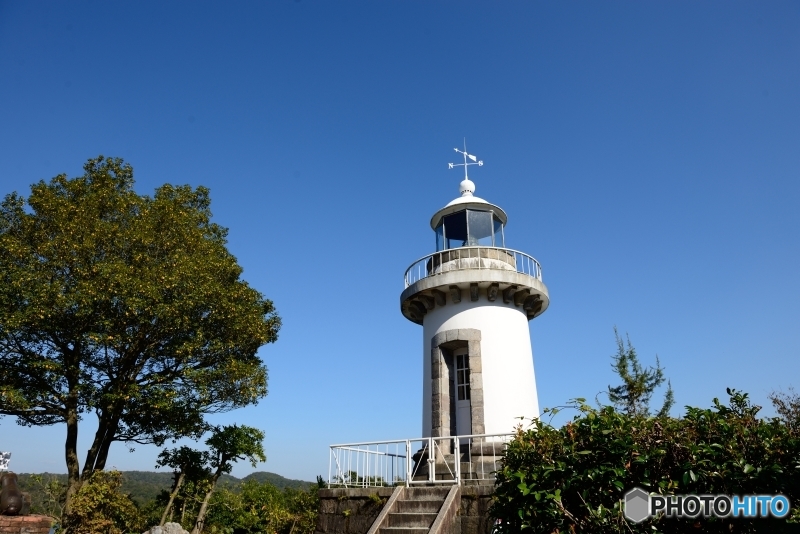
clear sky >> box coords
[1,1,798,483]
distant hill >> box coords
[240,471,313,490]
[17,471,313,506]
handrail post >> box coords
[405,440,411,487]
[428,437,434,483]
[454,436,461,485]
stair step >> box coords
[387,512,438,528]
[373,486,451,534]
[403,487,450,500]
[395,499,442,513]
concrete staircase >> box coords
[368,487,460,534]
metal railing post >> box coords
[428,437,434,483]
[405,440,411,487]
[454,436,461,485]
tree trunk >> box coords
[81,416,108,479]
[160,471,185,526]
[62,392,81,518]
[191,469,221,534]
[58,344,83,534]
[82,409,120,477]
[92,414,120,472]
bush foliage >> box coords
[491,389,800,533]
[18,470,318,533]
[64,470,144,534]
[203,480,319,534]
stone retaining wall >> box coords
[315,487,393,534]
[459,485,495,534]
[0,515,53,534]
[315,485,495,534]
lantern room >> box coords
[430,177,509,251]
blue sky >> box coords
[1,1,798,482]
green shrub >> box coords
[202,479,318,534]
[491,390,800,533]
[63,470,143,534]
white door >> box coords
[454,349,472,436]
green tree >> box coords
[0,156,281,517]
[606,328,674,417]
[156,446,211,526]
[769,387,800,433]
[191,424,266,534]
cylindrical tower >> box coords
[400,174,549,438]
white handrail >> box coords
[403,246,543,287]
[330,438,412,448]
[328,433,513,488]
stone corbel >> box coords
[487,283,499,302]
[449,285,461,303]
[502,285,518,304]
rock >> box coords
[142,522,190,534]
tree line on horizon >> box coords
[16,470,313,510]
[20,469,321,534]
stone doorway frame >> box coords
[430,328,485,437]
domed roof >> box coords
[444,194,491,208]
[430,179,508,229]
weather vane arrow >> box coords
[448,139,483,180]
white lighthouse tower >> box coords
[400,145,549,439]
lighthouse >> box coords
[400,145,549,439]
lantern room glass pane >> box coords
[467,210,493,246]
[443,211,468,249]
[435,223,445,251]
[493,216,504,248]
[439,209,504,249]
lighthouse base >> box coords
[411,445,505,484]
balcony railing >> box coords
[328,434,513,487]
[404,246,542,288]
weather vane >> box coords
[448,139,483,180]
